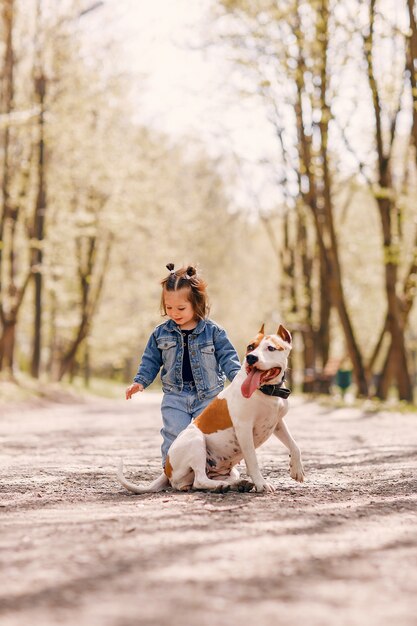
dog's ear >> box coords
[277,325,291,344]
[258,323,265,335]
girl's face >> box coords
[164,288,196,329]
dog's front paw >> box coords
[290,459,305,482]
[255,480,275,493]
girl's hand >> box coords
[126,382,144,399]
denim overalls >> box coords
[133,318,241,465]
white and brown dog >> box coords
[118,324,305,494]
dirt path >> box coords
[0,394,416,626]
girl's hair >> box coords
[161,263,210,320]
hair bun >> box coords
[186,266,196,277]
[166,263,175,272]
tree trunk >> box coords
[57,316,89,381]
[375,251,413,400]
[364,0,413,401]
[0,0,15,376]
[294,0,368,396]
[55,231,112,381]
[317,247,331,370]
[0,319,16,375]
[301,327,316,393]
[30,72,47,378]
[83,342,91,388]
[0,0,14,320]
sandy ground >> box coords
[0,392,416,626]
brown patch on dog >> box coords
[164,456,173,478]
[267,335,285,351]
[246,331,265,355]
[194,398,233,434]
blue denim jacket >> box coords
[133,318,241,400]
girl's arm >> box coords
[213,326,241,382]
[133,332,163,388]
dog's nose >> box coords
[246,354,258,366]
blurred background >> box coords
[0,0,416,402]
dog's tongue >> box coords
[241,368,263,398]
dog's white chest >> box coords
[252,411,280,447]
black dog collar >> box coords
[259,382,291,398]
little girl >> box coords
[126,263,241,467]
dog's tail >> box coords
[117,460,169,494]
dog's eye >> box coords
[268,346,277,352]
[247,344,255,352]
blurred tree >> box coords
[42,35,126,381]
[56,209,112,382]
[30,0,47,378]
[360,0,415,400]
[0,0,32,377]
[291,0,367,393]
[214,0,417,400]
[215,0,369,394]
[0,0,120,379]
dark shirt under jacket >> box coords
[181,329,194,382]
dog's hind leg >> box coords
[194,466,244,492]
[274,420,305,482]
[187,451,234,491]
[117,460,169,494]
[170,425,234,491]
[192,470,233,492]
